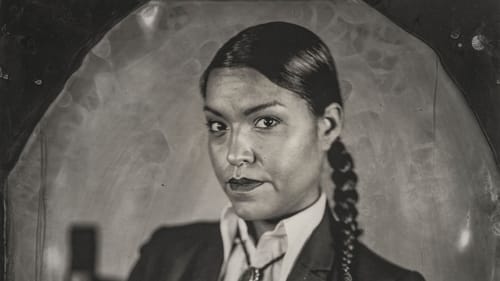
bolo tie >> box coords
[236,233,286,281]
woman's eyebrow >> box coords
[203,106,223,117]
[242,100,285,116]
[203,101,285,117]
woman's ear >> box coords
[317,103,343,150]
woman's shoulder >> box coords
[127,221,223,281]
[354,242,426,281]
[144,221,220,247]
[131,221,221,265]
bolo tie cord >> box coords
[236,229,286,281]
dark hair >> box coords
[200,21,361,281]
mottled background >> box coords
[5,1,500,281]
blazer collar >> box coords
[190,206,340,281]
[286,206,340,281]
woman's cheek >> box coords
[208,143,227,178]
[264,151,291,185]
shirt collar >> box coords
[278,192,327,281]
[279,192,327,248]
[219,192,327,280]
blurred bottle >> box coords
[65,225,97,281]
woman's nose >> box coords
[226,129,255,166]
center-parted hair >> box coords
[200,21,361,281]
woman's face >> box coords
[204,67,336,221]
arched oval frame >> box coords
[6,1,500,281]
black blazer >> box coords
[127,207,425,281]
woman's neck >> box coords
[247,191,322,242]
[247,219,279,242]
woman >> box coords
[127,22,425,281]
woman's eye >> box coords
[255,117,280,129]
[206,121,227,133]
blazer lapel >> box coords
[286,207,341,281]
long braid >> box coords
[327,138,362,281]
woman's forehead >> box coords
[204,67,313,117]
[206,67,277,93]
[207,68,284,100]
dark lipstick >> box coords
[228,177,263,192]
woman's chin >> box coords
[231,203,272,221]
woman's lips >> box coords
[227,177,263,192]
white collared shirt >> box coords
[219,192,327,281]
